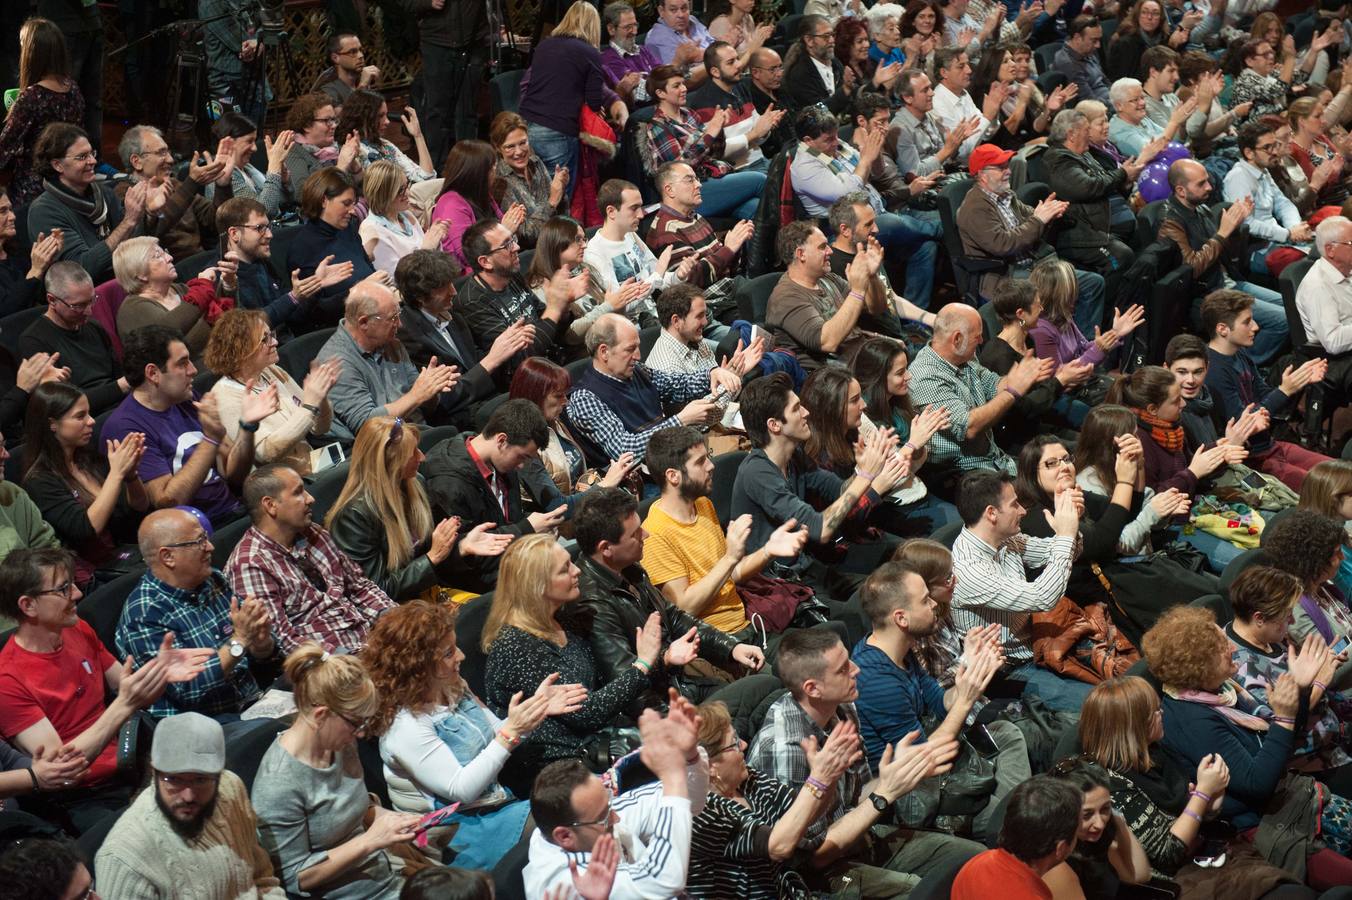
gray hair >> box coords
[138,508,197,569]
[864,3,904,38]
[44,260,92,299]
[1049,109,1088,143]
[603,1,634,28]
[118,124,164,170]
[1108,77,1142,112]
[933,304,980,347]
[1075,98,1108,120]
[828,192,873,234]
[586,312,636,356]
[1316,216,1352,256]
[897,69,928,100]
[111,236,160,293]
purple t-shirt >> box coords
[101,392,241,525]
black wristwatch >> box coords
[869,791,890,813]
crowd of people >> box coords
[10,0,1352,898]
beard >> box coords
[614,35,637,53]
[678,475,711,502]
[156,787,218,841]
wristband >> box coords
[847,290,866,304]
[1314,680,1329,693]
[1273,715,1296,725]
[903,442,919,454]
[26,767,38,792]
[201,436,221,447]
[806,775,830,795]
[855,468,877,481]
[1189,789,1212,804]
[497,729,521,749]
[632,658,651,673]
[1182,808,1204,824]
[238,419,260,433]
[1003,386,1023,401]
[803,780,824,799]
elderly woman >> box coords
[334,89,436,186]
[358,161,449,277]
[1143,606,1352,886]
[1297,460,1352,598]
[282,93,365,200]
[1077,677,1310,900]
[1107,76,1190,158]
[490,112,568,250]
[211,112,291,220]
[481,533,659,797]
[287,169,378,325]
[252,644,421,898]
[687,700,863,899]
[865,3,909,69]
[205,309,338,476]
[362,600,584,869]
[1231,40,1299,125]
[0,18,85,207]
[113,236,231,362]
[1262,509,1352,692]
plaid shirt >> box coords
[745,693,870,840]
[225,524,396,654]
[115,570,264,719]
[567,365,709,463]
[907,344,1015,474]
[645,107,731,181]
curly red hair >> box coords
[360,600,460,736]
[1142,606,1229,691]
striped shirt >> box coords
[688,769,813,899]
[642,497,750,634]
[950,527,1076,665]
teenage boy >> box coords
[1200,289,1330,490]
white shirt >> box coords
[584,230,682,294]
[358,211,426,277]
[379,702,511,814]
[932,83,992,161]
[1297,257,1352,355]
[811,56,835,95]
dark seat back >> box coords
[307,459,351,523]
[1189,593,1233,625]
[224,717,289,792]
[1218,547,1269,599]
[455,592,494,700]
[740,272,781,325]
[1279,256,1316,347]
[278,327,336,383]
[0,307,45,360]
[268,225,305,289]
[1035,41,1062,75]
[211,515,254,569]
[77,568,148,654]
[491,69,527,117]
[711,450,748,528]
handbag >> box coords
[739,574,822,633]
[1031,598,1140,686]
[892,717,998,834]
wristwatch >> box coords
[868,791,890,813]
[227,639,246,659]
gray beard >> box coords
[614,36,637,53]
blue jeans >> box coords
[1175,527,1244,573]
[526,123,580,204]
[1237,281,1288,368]
[697,170,766,219]
[1052,393,1091,428]
[875,212,941,310]
[1073,268,1106,338]
[1007,661,1095,712]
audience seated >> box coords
[1030,257,1140,385]
[931,48,1001,157]
[357,161,444,278]
[783,15,852,114]
[1231,39,1300,125]
[601,2,664,105]
[951,776,1082,900]
[20,263,130,416]
[113,236,229,365]
[1298,216,1352,396]
[1053,15,1110,104]
[587,179,692,296]
[481,532,658,794]
[1288,96,1350,208]
[523,692,706,896]
[115,124,230,262]
[490,112,568,251]
[363,600,582,869]
[828,192,937,337]
[27,123,148,284]
[1263,510,1352,692]
[746,627,983,893]
[0,189,62,318]
[1224,120,1316,278]
[281,93,366,201]
[645,0,717,79]
[288,169,380,328]
[0,547,209,833]
[971,42,1073,151]
[336,90,437,189]
[104,324,270,526]
[747,48,799,151]
[1144,605,1352,886]
[646,283,758,426]
[1043,757,1155,897]
[1107,77,1188,158]
[1140,46,1208,140]
[317,281,460,444]
[688,42,786,168]
[20,383,143,586]
[431,141,519,274]
[94,712,284,897]
[227,463,396,653]
[205,309,337,477]
[251,644,418,897]
[1294,463,1352,601]
[211,113,289,220]
[892,69,982,176]
[645,161,754,289]
[1166,333,1256,450]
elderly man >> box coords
[783,15,851,113]
[908,305,1049,475]
[1107,77,1193,157]
[747,47,797,130]
[891,69,984,176]
[1053,15,1110,103]
[116,124,232,261]
[316,281,461,443]
[18,262,129,415]
[226,464,396,653]
[95,713,284,898]
[1159,158,1288,367]
[1298,216,1352,395]
[116,509,279,722]
[601,2,665,103]
[1223,120,1315,279]
[564,313,735,467]
[645,162,755,289]
[644,0,715,80]
[955,144,1106,337]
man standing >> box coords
[892,69,984,175]
[95,713,285,898]
[644,0,715,81]
[646,162,755,289]
[908,305,1049,474]
[783,15,851,113]
[1053,15,1110,103]
[19,262,129,415]
[117,509,279,721]
[406,0,490,166]
[601,2,665,104]
[931,48,1003,160]
[1159,158,1289,367]
[316,33,380,105]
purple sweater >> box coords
[519,36,607,137]
[1029,318,1106,368]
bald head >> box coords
[932,305,981,364]
[587,312,639,357]
[590,312,643,379]
[345,281,394,321]
[139,509,199,567]
[1168,158,1211,207]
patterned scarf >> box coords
[293,135,340,164]
[1164,679,1270,732]
[1132,406,1185,454]
[42,178,109,232]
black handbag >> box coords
[892,716,998,834]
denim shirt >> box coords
[431,694,511,806]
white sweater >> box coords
[379,701,511,814]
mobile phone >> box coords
[310,442,346,473]
[414,802,460,835]
[1334,636,1350,655]
[1240,471,1268,492]
[215,233,231,292]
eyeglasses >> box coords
[570,801,612,829]
[1040,455,1073,470]
[335,47,364,56]
[163,533,211,552]
[752,63,784,71]
[35,579,75,600]
[257,329,278,349]
[1325,240,1352,249]
[236,222,273,235]
[313,116,339,126]
[808,31,834,39]
[63,150,97,163]
[158,772,220,789]
[369,310,402,323]
[1255,141,1280,153]
[142,147,173,159]
[675,174,700,184]
[337,710,373,733]
[48,293,95,313]
[712,739,741,756]
[488,236,520,253]
[150,247,173,262]
[1252,50,1276,58]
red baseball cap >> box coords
[968,144,1015,176]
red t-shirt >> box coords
[951,849,1053,900]
[0,619,119,783]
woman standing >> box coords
[0,18,84,207]
[490,112,569,250]
[363,600,584,869]
[326,416,511,603]
[211,112,292,220]
[204,309,338,476]
[358,161,449,277]
[252,644,422,899]
[334,90,437,187]
[20,383,146,587]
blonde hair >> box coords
[1028,257,1079,328]
[553,0,602,45]
[1300,460,1352,520]
[283,641,380,719]
[482,533,566,651]
[1080,676,1157,772]
[112,236,163,293]
[362,159,408,219]
[324,416,432,571]
[1075,98,1109,121]
[696,700,733,756]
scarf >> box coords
[1164,679,1270,732]
[293,135,340,164]
[42,178,110,232]
[1132,406,1185,453]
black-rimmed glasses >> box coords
[163,533,211,552]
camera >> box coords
[234,0,289,48]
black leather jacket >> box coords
[577,555,739,713]
[1043,144,1132,251]
[327,493,462,602]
